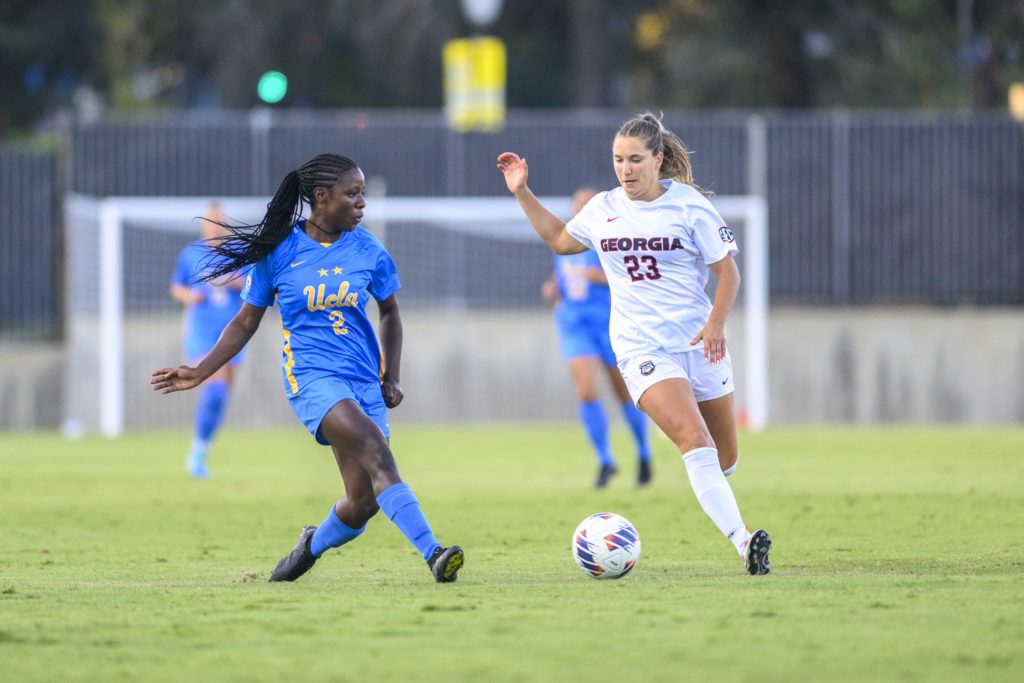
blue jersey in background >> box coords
[241,224,400,396]
[171,240,246,362]
[553,250,611,327]
[552,250,616,364]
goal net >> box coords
[62,194,767,436]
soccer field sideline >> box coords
[1,425,1021,682]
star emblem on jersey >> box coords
[718,226,735,243]
[318,268,328,277]
[333,266,343,275]
[639,360,656,376]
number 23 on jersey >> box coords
[623,255,661,282]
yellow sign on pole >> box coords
[1009,83,1024,123]
[443,36,507,133]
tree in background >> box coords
[0,2,104,135]
[627,0,1024,109]
[2,0,1023,138]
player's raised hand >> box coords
[496,152,529,193]
[151,365,203,393]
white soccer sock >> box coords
[681,447,748,555]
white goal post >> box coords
[63,193,768,436]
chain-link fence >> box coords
[2,109,1022,340]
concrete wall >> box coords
[766,307,1024,423]
[3,307,1023,432]
[0,341,63,430]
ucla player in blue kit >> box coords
[170,202,245,479]
[151,153,464,583]
[543,188,651,488]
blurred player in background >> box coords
[170,202,245,479]
[152,153,464,584]
[542,187,651,488]
[498,111,773,576]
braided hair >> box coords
[616,111,706,193]
[200,153,359,282]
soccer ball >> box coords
[572,512,641,579]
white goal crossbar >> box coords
[64,193,768,436]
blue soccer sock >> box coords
[620,401,651,462]
[376,482,441,561]
[578,400,614,467]
[194,379,229,444]
[310,506,365,558]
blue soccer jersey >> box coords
[171,240,246,361]
[552,250,616,365]
[553,250,612,326]
[241,223,400,396]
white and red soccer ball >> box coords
[572,512,641,579]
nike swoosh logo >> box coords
[290,261,305,268]
[722,377,729,385]
[606,217,620,222]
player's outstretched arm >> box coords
[151,303,267,394]
[496,152,587,255]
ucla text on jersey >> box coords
[242,224,400,394]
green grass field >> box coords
[1,425,1022,682]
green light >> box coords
[257,71,288,104]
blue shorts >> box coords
[288,375,390,445]
[556,316,617,366]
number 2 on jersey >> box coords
[624,255,661,281]
[329,310,348,335]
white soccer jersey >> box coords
[565,179,738,359]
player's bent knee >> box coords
[359,442,400,485]
[352,497,380,522]
[720,451,738,475]
[670,427,715,455]
[574,381,600,402]
[353,432,393,465]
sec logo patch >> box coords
[719,226,735,243]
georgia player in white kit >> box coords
[497,111,772,575]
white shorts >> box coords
[617,347,735,406]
